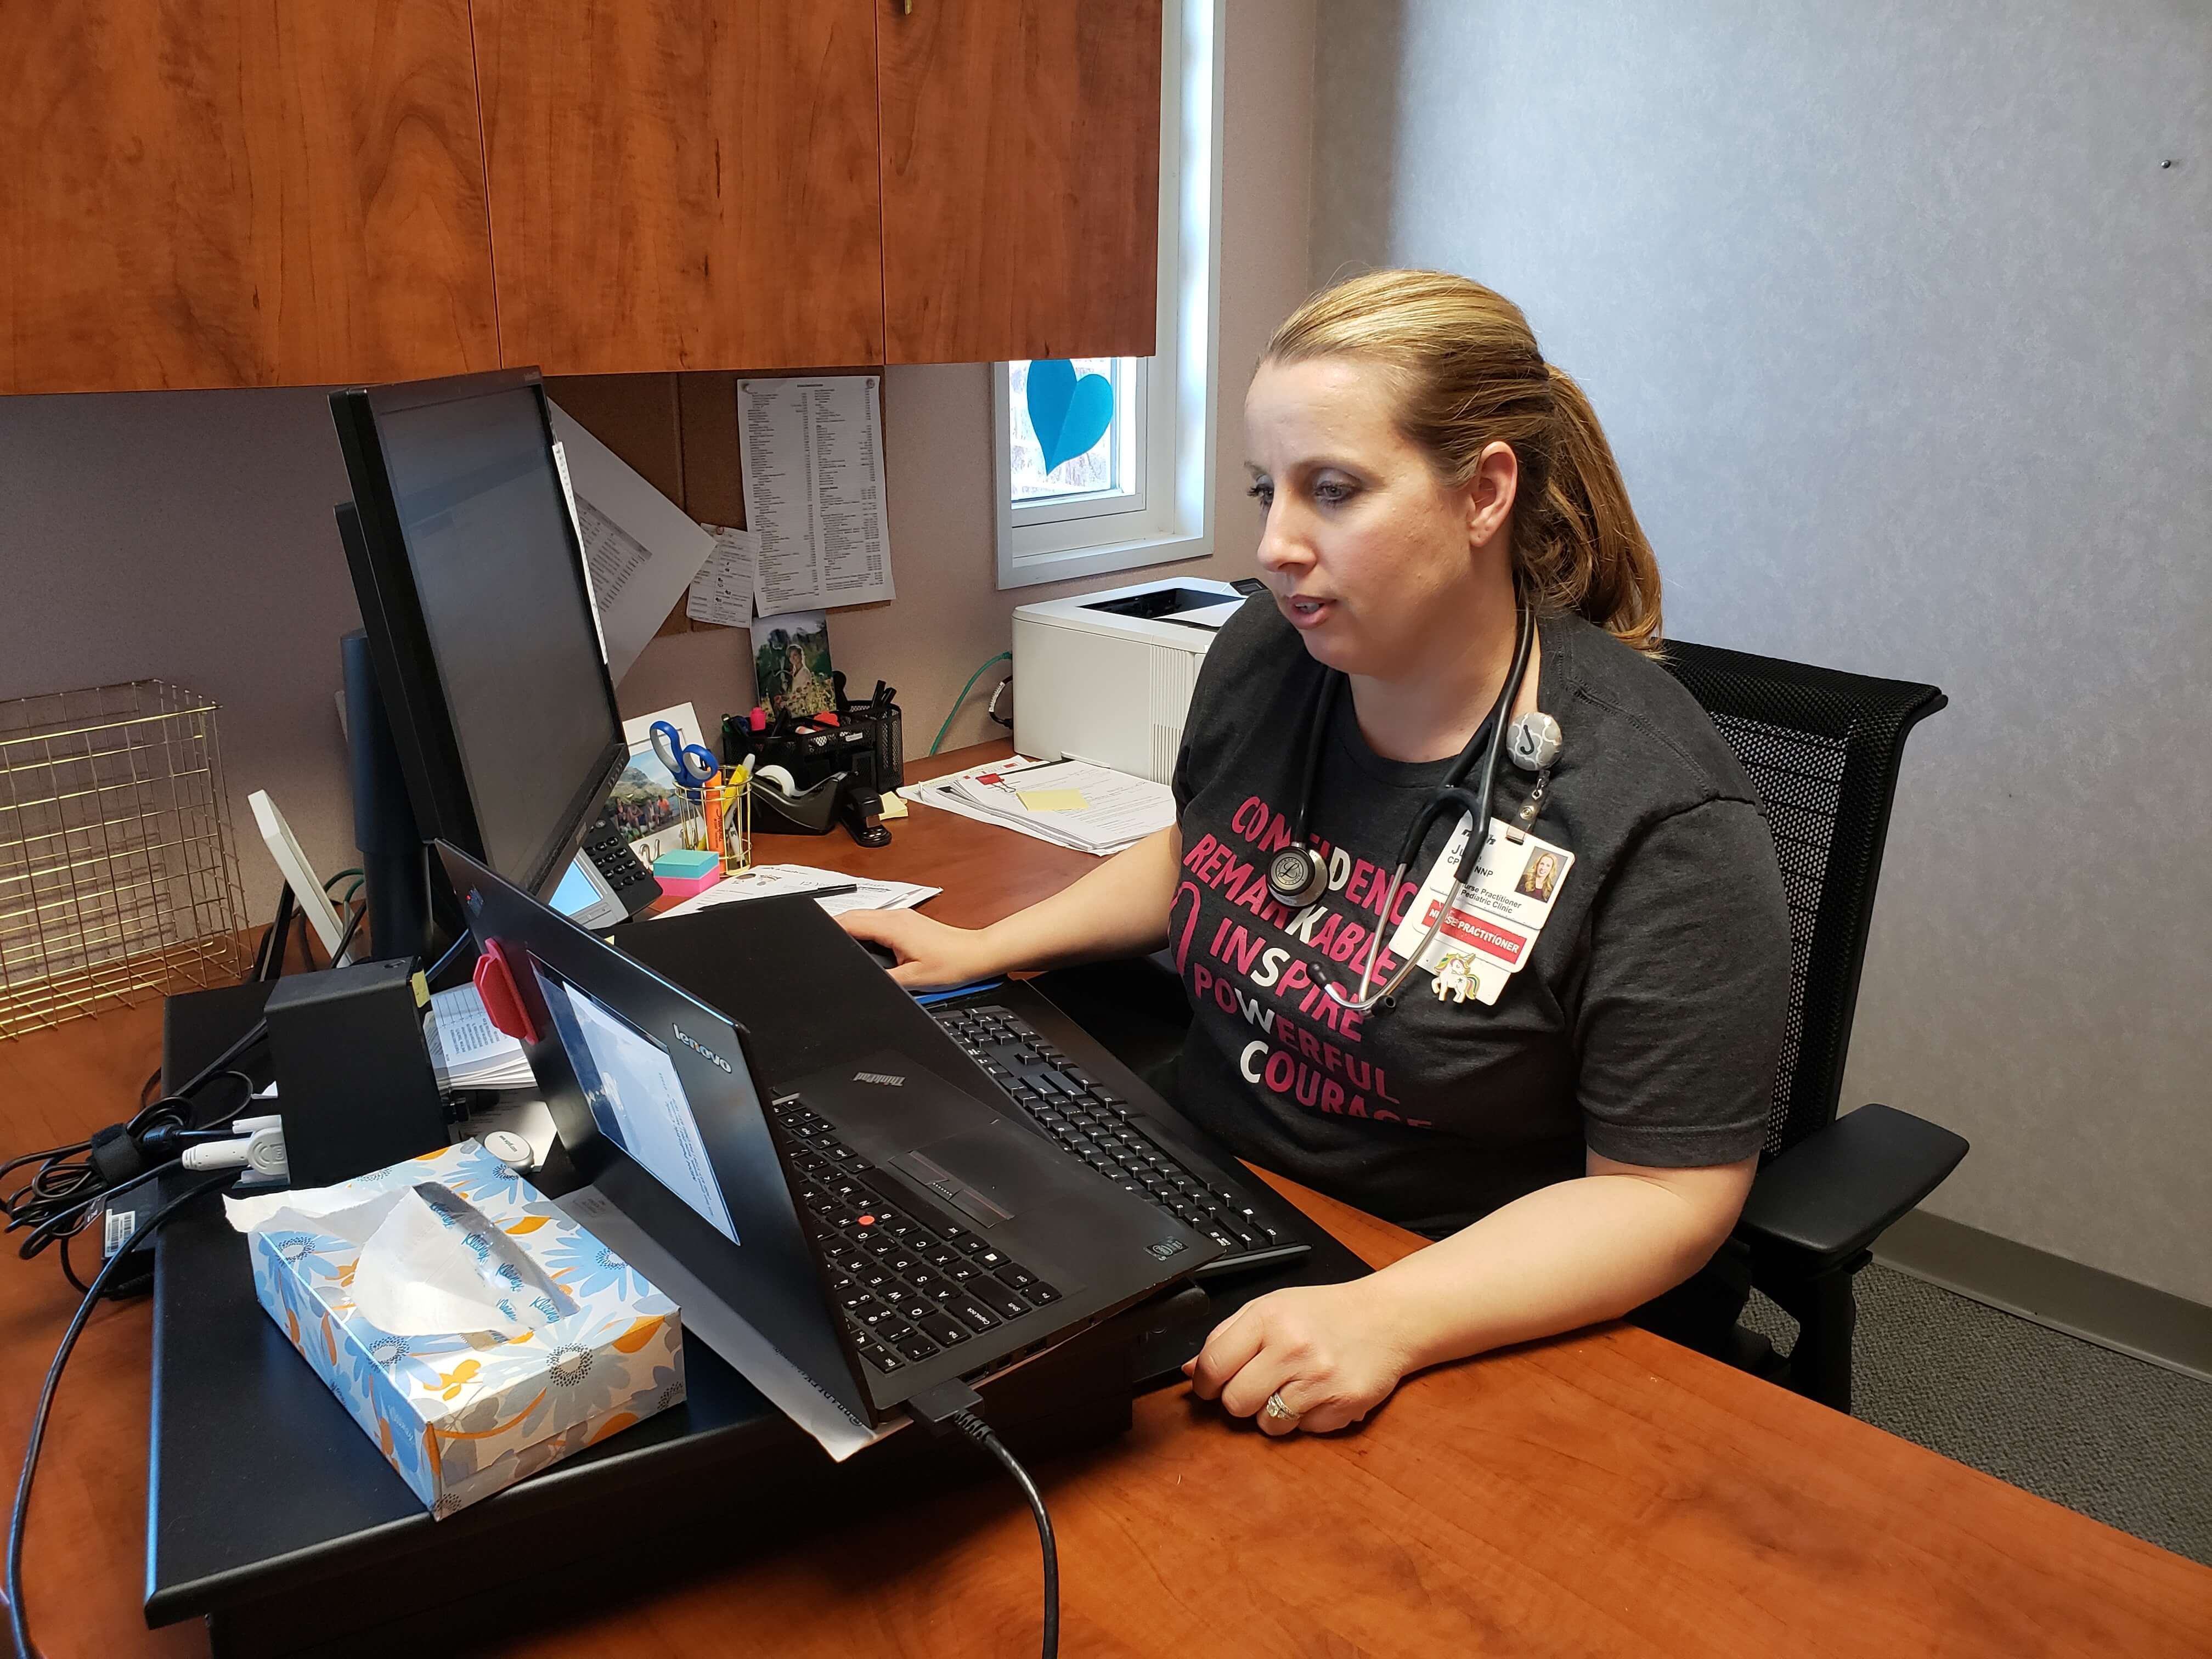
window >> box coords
[1007,356,1143,517]
[994,0,1222,589]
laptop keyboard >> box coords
[928,1003,1287,1262]
[770,1099,1062,1377]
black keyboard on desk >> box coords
[928,1002,1309,1274]
[771,1100,1062,1378]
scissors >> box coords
[649,720,719,788]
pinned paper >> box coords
[738,376,895,613]
[547,404,716,686]
[1018,789,1091,812]
[687,523,759,628]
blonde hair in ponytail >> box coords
[1265,269,1663,652]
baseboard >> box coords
[1874,1210,2212,1385]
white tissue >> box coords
[250,1181,573,1338]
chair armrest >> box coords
[1736,1103,1968,1266]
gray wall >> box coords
[0,388,367,922]
[1313,0,2211,1302]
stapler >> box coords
[753,766,891,848]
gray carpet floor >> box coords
[1741,1262,2212,1566]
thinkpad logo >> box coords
[1148,1238,1188,1261]
[854,1071,905,1087]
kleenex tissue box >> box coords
[241,1141,684,1519]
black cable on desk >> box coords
[13,1158,182,1272]
[129,1020,269,1138]
[952,1410,1059,1658]
[3,1011,261,1283]
[908,1379,1059,1659]
[7,1168,235,1659]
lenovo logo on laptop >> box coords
[672,1024,733,1074]
[854,1071,906,1087]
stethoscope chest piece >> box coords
[1267,845,1329,908]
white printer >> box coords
[1011,575,1256,783]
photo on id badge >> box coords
[1514,846,1564,901]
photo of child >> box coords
[752,610,836,719]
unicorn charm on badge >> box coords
[1432,953,1476,1003]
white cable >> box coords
[181,1125,287,1178]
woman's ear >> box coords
[1465,441,1520,550]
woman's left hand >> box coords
[1183,1281,1420,1435]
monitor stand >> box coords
[340,625,431,965]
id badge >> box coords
[1385,815,1575,1005]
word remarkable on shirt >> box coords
[1174,794,1434,1128]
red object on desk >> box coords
[472,938,539,1046]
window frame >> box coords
[992,0,1222,590]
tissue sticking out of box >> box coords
[250,1181,574,1338]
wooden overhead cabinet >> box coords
[0,2,1166,393]
[875,0,1165,366]
[0,1,499,393]
[471,0,887,376]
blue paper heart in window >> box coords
[1026,359,1115,475]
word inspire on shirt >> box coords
[1175,794,1433,1128]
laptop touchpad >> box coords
[886,1124,1043,1228]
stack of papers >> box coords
[424,984,535,1092]
[905,757,1176,856]
[659,864,940,921]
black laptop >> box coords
[438,843,1222,1429]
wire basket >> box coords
[680,768,753,878]
[0,681,250,1039]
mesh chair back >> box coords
[1659,641,1945,1160]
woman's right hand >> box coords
[837,908,1003,992]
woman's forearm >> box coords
[975,825,1185,974]
[1362,1158,1756,1373]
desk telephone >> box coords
[560,807,662,927]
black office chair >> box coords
[1037,638,1967,1417]
[1658,639,1966,1414]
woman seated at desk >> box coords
[845,270,1789,1436]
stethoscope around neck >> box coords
[1262,603,1563,1014]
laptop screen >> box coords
[534,963,742,1244]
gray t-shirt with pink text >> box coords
[1168,597,1789,1238]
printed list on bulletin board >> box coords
[736,375,896,614]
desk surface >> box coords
[2,741,2208,1657]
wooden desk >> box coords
[3,742,2208,1657]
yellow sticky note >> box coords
[1018,788,1091,812]
[879,789,909,821]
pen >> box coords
[720,872,859,902]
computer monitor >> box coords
[330,369,628,955]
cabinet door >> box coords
[473,0,884,376]
[877,0,1163,366]
[0,2,498,393]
